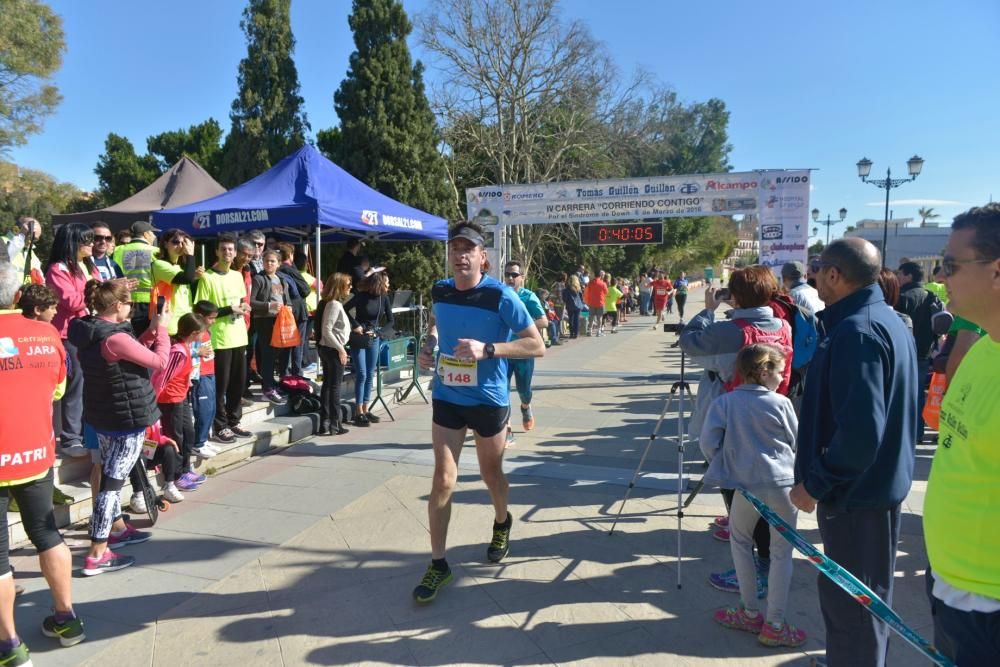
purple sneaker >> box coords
[181,471,206,484]
[175,477,200,491]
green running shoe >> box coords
[412,564,453,603]
[42,613,86,647]
[0,642,31,666]
[487,513,513,563]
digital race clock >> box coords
[579,222,664,246]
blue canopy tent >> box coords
[152,144,449,280]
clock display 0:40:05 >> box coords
[579,222,663,246]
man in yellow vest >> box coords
[112,221,159,332]
[924,202,1000,665]
[2,217,43,283]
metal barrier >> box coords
[373,335,429,419]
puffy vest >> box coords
[112,241,157,303]
[69,317,160,432]
[722,319,793,395]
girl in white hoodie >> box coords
[700,343,806,648]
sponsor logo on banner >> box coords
[504,191,544,201]
[193,212,211,230]
[712,198,757,213]
[470,189,503,203]
[706,180,757,191]
[361,210,379,226]
[761,224,784,240]
[679,182,700,194]
[767,195,806,209]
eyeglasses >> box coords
[505,272,521,279]
[120,301,132,307]
[80,238,95,246]
[94,235,113,242]
[941,257,994,277]
[254,241,265,247]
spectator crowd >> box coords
[0,203,997,666]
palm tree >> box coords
[917,206,941,227]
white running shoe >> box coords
[195,444,219,459]
[162,484,185,503]
[129,492,147,513]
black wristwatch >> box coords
[484,342,496,359]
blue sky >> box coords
[10,0,1000,238]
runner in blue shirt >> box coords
[503,260,548,446]
[412,222,544,603]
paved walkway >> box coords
[11,294,937,665]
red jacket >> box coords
[152,341,193,404]
[0,312,66,484]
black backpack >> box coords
[290,392,322,415]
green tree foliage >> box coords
[0,160,84,262]
[94,133,160,204]
[0,0,65,151]
[917,206,940,227]
[220,0,309,188]
[324,0,456,295]
[147,118,225,177]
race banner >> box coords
[465,169,811,270]
[740,489,955,667]
[466,173,764,225]
[755,170,811,271]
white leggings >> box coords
[730,486,797,625]
[90,429,145,542]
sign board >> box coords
[466,169,811,273]
[579,222,663,246]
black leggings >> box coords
[318,345,346,427]
[721,488,770,561]
[159,400,194,479]
[0,468,64,575]
[675,294,688,319]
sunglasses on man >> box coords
[93,235,113,242]
[504,272,521,279]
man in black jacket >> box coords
[792,238,918,667]
[895,261,943,443]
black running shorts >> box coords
[432,399,510,438]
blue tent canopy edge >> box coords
[151,145,448,242]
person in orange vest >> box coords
[0,262,85,661]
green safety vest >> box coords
[112,241,159,303]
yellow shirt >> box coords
[924,335,1000,600]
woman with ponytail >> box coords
[67,280,170,576]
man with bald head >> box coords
[791,237,918,666]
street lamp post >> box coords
[856,156,925,267]
[811,207,848,246]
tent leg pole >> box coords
[315,224,321,282]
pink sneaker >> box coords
[108,523,151,548]
[758,621,808,647]
[82,549,135,576]
[713,515,729,528]
[712,527,731,542]
[713,606,764,633]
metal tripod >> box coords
[609,349,692,589]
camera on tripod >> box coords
[662,322,684,333]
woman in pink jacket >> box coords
[45,223,100,457]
